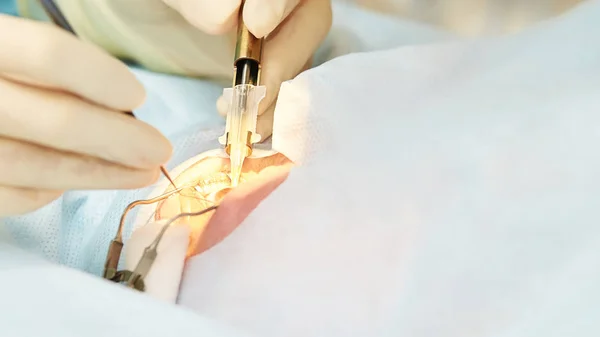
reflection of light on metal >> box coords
[103,185,218,291]
[121,205,218,291]
[104,160,241,290]
[103,187,184,280]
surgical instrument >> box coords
[103,186,184,280]
[121,206,218,291]
[103,186,218,290]
[38,0,178,189]
[219,0,266,187]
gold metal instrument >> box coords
[220,0,266,186]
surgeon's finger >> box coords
[216,95,228,117]
[0,186,63,216]
[0,137,160,190]
[0,77,171,170]
[243,0,301,38]
[257,0,332,116]
[0,14,145,111]
[216,55,314,140]
[254,57,312,139]
[256,101,276,140]
[162,0,241,35]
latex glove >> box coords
[32,0,332,139]
[166,0,333,139]
[0,14,172,216]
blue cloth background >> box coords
[0,0,16,15]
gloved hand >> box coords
[39,0,332,139]
[167,0,333,139]
[0,14,172,216]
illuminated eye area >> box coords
[153,150,292,257]
[193,172,232,196]
[155,171,233,256]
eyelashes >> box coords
[178,153,290,198]
[154,171,233,223]
[193,171,232,197]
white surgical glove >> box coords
[165,0,333,138]
[20,0,332,139]
[0,14,172,216]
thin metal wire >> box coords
[125,205,219,289]
[154,206,219,249]
[116,187,184,240]
[104,184,219,280]
[104,186,189,279]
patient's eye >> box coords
[154,150,292,256]
[193,171,232,198]
[155,170,233,235]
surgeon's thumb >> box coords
[242,0,301,38]
[216,0,331,139]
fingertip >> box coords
[216,95,228,116]
[243,0,299,38]
[150,168,163,186]
[121,119,173,169]
[111,76,147,112]
[108,69,147,111]
[256,104,275,140]
[149,135,174,168]
[156,132,174,164]
[242,0,278,38]
[128,78,147,110]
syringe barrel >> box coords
[218,84,267,155]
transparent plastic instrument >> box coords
[218,84,266,186]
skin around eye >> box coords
[155,151,292,256]
[192,163,291,255]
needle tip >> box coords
[229,148,245,187]
[160,166,177,189]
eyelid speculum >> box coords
[193,171,233,197]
